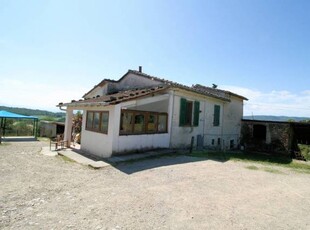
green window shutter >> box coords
[179,98,187,126]
[213,105,220,126]
[193,101,200,126]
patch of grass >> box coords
[118,153,181,165]
[246,165,259,170]
[188,150,310,173]
[262,167,284,174]
[0,142,10,146]
[245,165,284,174]
[287,162,310,174]
[57,155,75,163]
[189,151,228,161]
[299,144,310,161]
[38,137,50,142]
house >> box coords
[58,67,248,158]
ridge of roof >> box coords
[82,69,248,102]
[127,70,233,101]
[192,84,248,101]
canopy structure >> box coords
[0,110,39,141]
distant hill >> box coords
[243,115,310,122]
[0,106,65,120]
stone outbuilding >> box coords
[241,119,310,156]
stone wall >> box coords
[241,120,292,155]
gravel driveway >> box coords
[1,141,310,229]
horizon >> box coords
[1,105,310,120]
[1,0,309,116]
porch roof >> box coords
[59,85,169,107]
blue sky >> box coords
[0,0,309,116]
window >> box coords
[185,101,193,125]
[147,113,157,132]
[100,112,109,133]
[86,111,109,134]
[158,114,167,132]
[134,113,145,133]
[213,105,220,126]
[120,110,168,135]
[179,98,200,127]
[120,112,133,133]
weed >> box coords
[298,144,310,161]
[246,165,259,170]
[58,155,75,163]
[262,167,283,174]
[189,150,310,173]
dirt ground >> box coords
[1,141,310,230]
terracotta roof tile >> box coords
[61,85,168,107]
[67,69,247,108]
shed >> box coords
[241,119,310,157]
[40,121,65,138]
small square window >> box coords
[86,111,109,134]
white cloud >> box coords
[0,79,89,112]
[222,85,310,117]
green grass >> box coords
[57,155,75,163]
[245,165,259,170]
[188,150,310,173]
[245,165,283,174]
[262,167,284,174]
[0,142,10,146]
[299,144,310,161]
[38,137,50,142]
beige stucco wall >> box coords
[117,73,162,91]
[221,96,243,148]
[80,105,114,158]
[84,84,108,99]
[169,89,243,149]
[169,90,204,148]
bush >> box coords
[298,144,310,161]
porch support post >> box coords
[168,90,175,148]
[64,107,73,147]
